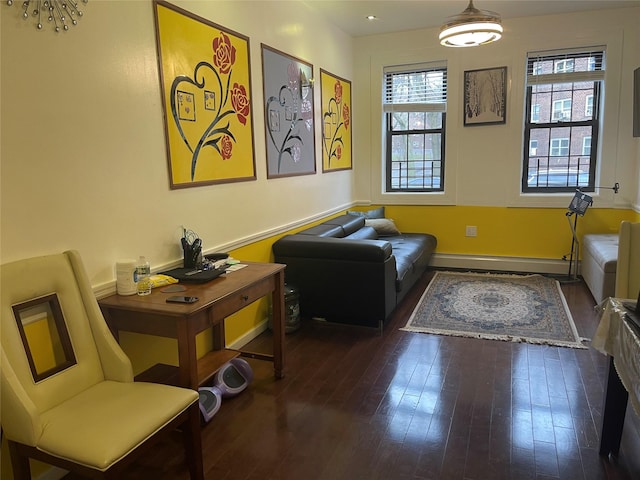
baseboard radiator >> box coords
[430,253,578,276]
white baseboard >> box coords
[227,318,269,350]
[430,253,577,276]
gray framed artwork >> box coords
[261,44,316,178]
[463,66,507,126]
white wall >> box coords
[353,7,640,210]
[0,0,354,287]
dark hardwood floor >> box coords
[67,271,639,479]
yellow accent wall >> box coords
[385,205,635,258]
[196,205,636,354]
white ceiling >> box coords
[302,0,640,37]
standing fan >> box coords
[564,190,593,282]
[563,183,619,282]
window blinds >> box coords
[383,62,447,112]
[526,46,605,85]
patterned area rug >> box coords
[401,271,588,348]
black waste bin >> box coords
[268,284,300,333]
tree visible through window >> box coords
[383,63,447,192]
[523,48,604,192]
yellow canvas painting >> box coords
[154,1,256,188]
[320,69,352,172]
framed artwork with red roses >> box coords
[153,1,256,189]
[320,69,352,172]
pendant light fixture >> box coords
[439,0,503,48]
[5,0,88,32]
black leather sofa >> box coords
[272,214,437,329]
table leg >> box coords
[599,356,628,456]
[271,269,285,379]
[211,309,225,351]
[177,318,198,389]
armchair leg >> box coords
[183,402,204,480]
[8,441,31,480]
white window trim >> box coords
[370,52,456,206]
[384,63,447,193]
[509,33,622,209]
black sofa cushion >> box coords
[273,234,392,262]
[324,214,366,236]
[389,234,437,292]
[345,226,378,240]
[298,224,345,237]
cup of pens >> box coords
[182,232,203,269]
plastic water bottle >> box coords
[135,256,151,296]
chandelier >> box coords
[6,0,88,32]
[439,0,503,48]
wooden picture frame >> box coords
[12,294,76,382]
[261,44,316,178]
[463,66,507,126]
[153,0,256,189]
[320,69,352,172]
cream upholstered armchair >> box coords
[1,250,204,479]
[614,221,640,299]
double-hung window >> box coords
[383,63,447,192]
[523,47,605,192]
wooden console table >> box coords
[592,297,640,457]
[99,262,286,389]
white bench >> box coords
[582,234,618,303]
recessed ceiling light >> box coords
[366,15,377,21]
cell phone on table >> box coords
[166,295,199,304]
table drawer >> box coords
[213,276,274,319]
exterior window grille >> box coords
[383,62,447,192]
[523,47,605,192]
